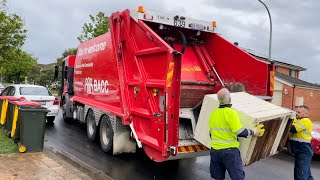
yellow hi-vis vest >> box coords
[208,107,243,150]
[289,118,312,143]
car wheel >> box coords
[86,109,97,142]
[99,115,113,153]
[47,116,55,124]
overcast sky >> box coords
[7,0,320,83]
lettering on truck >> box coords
[77,42,107,57]
[84,77,109,95]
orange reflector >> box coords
[270,70,274,92]
[177,145,209,153]
[137,6,145,13]
[212,21,217,27]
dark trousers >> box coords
[290,140,314,180]
[210,148,245,180]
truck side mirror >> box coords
[54,65,59,81]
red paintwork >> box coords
[60,55,76,107]
[202,33,272,96]
[12,101,41,107]
[311,123,320,155]
[72,33,122,111]
[64,55,75,67]
[0,96,21,101]
[65,9,273,162]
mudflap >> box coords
[113,132,136,155]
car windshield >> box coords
[20,87,50,96]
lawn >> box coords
[1,82,11,87]
[0,127,18,154]
[314,121,320,125]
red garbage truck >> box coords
[57,6,274,162]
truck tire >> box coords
[99,115,113,153]
[62,96,73,122]
[86,109,98,142]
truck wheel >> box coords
[99,115,113,153]
[86,110,97,142]
[62,97,72,122]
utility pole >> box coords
[258,0,273,63]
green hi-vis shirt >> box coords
[208,106,243,150]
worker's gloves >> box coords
[252,124,265,137]
[290,111,296,119]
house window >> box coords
[295,96,304,106]
[289,69,295,77]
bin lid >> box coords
[12,101,41,107]
[0,96,21,101]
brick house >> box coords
[251,54,320,121]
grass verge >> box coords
[0,127,18,154]
[1,82,11,87]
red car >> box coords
[287,122,320,156]
[311,123,320,155]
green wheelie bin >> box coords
[10,101,49,153]
[0,96,21,129]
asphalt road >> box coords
[44,110,320,180]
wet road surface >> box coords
[44,110,320,180]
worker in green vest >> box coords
[289,105,314,180]
[208,88,265,180]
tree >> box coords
[54,48,77,86]
[77,12,109,43]
[0,66,6,82]
[26,64,56,87]
[56,48,78,66]
[3,49,37,83]
[39,66,55,87]
[27,64,41,84]
[0,0,27,63]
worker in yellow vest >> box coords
[289,105,314,180]
[208,88,265,180]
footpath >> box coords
[0,149,92,180]
[0,142,113,180]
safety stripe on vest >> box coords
[289,137,311,143]
[295,122,306,130]
[211,138,237,144]
[210,127,232,133]
[302,129,312,136]
[293,122,312,137]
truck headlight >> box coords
[311,131,320,138]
